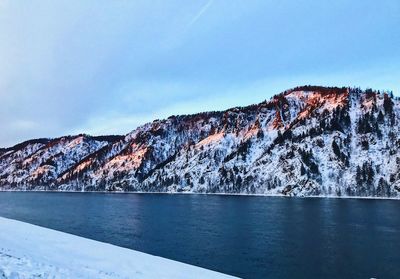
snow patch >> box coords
[0,217,236,279]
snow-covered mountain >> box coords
[1,86,399,197]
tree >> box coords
[357,115,372,134]
[361,140,369,150]
[300,164,306,176]
[377,110,384,123]
[356,166,362,185]
[383,94,394,115]
[332,140,341,158]
[377,177,390,197]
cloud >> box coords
[0,0,398,147]
[72,62,400,139]
[186,0,214,29]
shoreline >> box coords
[0,216,236,279]
[0,189,399,200]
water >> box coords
[0,192,399,278]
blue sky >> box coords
[0,0,399,146]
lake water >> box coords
[0,192,399,278]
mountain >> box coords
[1,86,399,198]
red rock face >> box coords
[272,107,284,129]
[270,87,349,131]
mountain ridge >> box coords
[1,85,399,198]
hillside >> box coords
[1,86,399,198]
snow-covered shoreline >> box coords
[0,217,236,279]
[1,189,400,200]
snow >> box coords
[0,217,236,279]
[196,132,224,147]
[1,87,399,197]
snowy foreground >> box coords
[0,217,236,279]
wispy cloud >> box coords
[0,0,398,146]
[186,0,214,29]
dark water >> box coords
[0,193,399,278]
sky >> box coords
[0,0,399,147]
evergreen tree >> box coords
[377,177,390,197]
[356,166,362,186]
[332,140,341,158]
[377,110,384,123]
[300,164,306,176]
[384,94,394,115]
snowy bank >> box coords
[0,217,237,279]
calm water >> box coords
[0,193,399,278]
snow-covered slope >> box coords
[1,86,399,197]
[0,217,236,279]
[0,135,123,190]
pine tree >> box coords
[356,166,362,185]
[377,110,384,123]
[384,94,394,115]
[300,164,306,176]
[361,140,369,150]
[332,140,341,158]
[377,177,390,197]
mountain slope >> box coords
[1,86,399,197]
